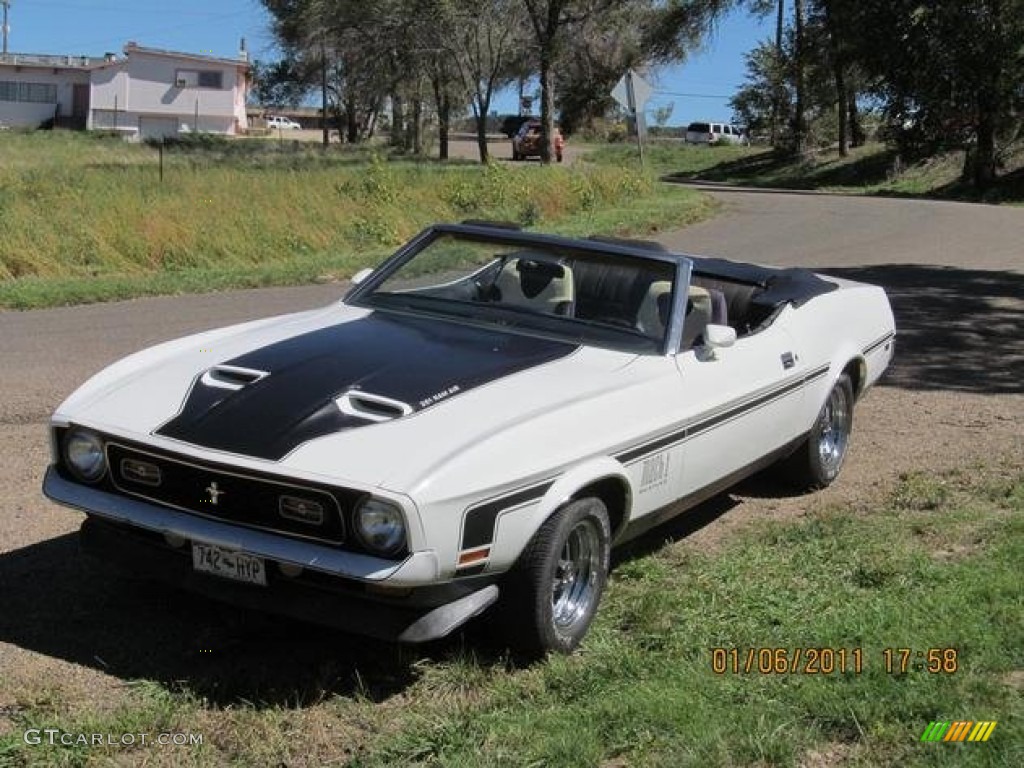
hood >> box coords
[152,312,577,460]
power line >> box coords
[654,89,732,100]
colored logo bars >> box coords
[921,721,997,742]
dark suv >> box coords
[500,115,533,139]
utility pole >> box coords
[2,0,11,60]
[321,44,328,148]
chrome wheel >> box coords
[551,518,601,630]
[817,383,851,473]
[497,497,610,655]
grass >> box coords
[2,465,1020,767]
[589,141,1024,204]
[0,131,714,309]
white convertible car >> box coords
[43,222,894,654]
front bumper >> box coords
[43,466,434,583]
[44,468,499,642]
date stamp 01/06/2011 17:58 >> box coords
[710,647,960,676]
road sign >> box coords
[611,70,653,112]
[611,70,653,166]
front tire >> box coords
[497,497,610,655]
[784,373,854,489]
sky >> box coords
[6,0,773,127]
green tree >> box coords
[843,0,1024,187]
[442,0,529,162]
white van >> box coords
[684,122,748,146]
[267,115,302,131]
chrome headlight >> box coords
[63,429,107,483]
[354,497,406,556]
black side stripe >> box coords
[863,332,895,356]
[615,364,830,464]
[460,480,554,551]
[455,363,835,552]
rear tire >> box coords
[495,497,610,656]
[783,373,854,489]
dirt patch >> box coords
[1003,670,1024,690]
[798,741,857,768]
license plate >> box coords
[191,542,266,586]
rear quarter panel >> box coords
[783,279,895,432]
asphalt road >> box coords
[655,184,1024,272]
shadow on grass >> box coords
[662,147,899,191]
[663,146,1024,203]
[922,164,1024,204]
[0,496,750,705]
[612,494,741,568]
[0,533,427,707]
[818,264,1024,395]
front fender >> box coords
[487,456,631,572]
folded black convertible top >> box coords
[691,256,837,308]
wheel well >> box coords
[572,477,630,538]
[843,357,866,399]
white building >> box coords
[0,42,250,139]
[0,53,99,128]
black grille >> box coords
[106,442,353,546]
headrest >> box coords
[515,259,565,279]
[515,259,564,299]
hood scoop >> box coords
[200,365,269,391]
[335,391,413,423]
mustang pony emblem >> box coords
[204,481,225,505]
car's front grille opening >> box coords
[105,442,353,547]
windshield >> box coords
[351,233,678,354]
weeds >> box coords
[0,132,710,308]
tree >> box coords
[556,1,682,135]
[652,102,675,127]
[442,0,528,163]
[250,59,316,109]
[841,0,1024,187]
[738,0,866,153]
[522,0,727,161]
[791,0,807,154]
[521,0,576,163]
[730,41,786,140]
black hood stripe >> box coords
[156,313,577,461]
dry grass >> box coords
[0,131,713,308]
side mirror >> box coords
[351,267,373,286]
[704,324,737,349]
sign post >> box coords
[612,69,653,168]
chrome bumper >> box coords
[77,515,499,643]
[43,466,439,585]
